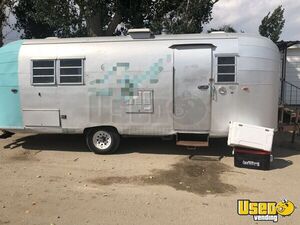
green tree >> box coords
[0,0,10,47]
[12,0,219,39]
[259,5,285,42]
[13,0,126,38]
[149,0,219,34]
[13,0,86,38]
[207,25,237,33]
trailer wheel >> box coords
[86,128,120,154]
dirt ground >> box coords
[0,132,299,225]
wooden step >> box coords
[176,133,209,147]
[176,140,209,147]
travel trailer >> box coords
[0,30,281,154]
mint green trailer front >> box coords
[0,40,23,129]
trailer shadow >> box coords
[3,134,89,152]
[117,136,233,157]
[269,132,299,170]
[270,158,293,170]
[2,132,299,170]
[4,134,232,157]
[273,132,300,157]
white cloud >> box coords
[204,0,300,40]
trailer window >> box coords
[32,60,55,85]
[217,57,236,82]
[59,59,84,84]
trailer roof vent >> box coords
[128,28,153,39]
[210,31,226,34]
[45,37,59,40]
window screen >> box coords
[32,60,55,85]
[59,59,83,84]
[217,56,236,82]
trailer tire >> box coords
[86,128,120,154]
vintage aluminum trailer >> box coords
[0,30,281,154]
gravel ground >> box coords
[0,132,299,225]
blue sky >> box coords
[3,0,300,43]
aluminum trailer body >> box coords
[0,32,280,153]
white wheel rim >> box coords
[92,131,112,150]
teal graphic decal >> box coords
[89,54,172,97]
[0,40,24,129]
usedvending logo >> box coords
[237,199,295,222]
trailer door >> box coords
[173,45,212,131]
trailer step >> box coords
[176,133,209,147]
[176,140,209,147]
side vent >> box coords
[128,28,153,39]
